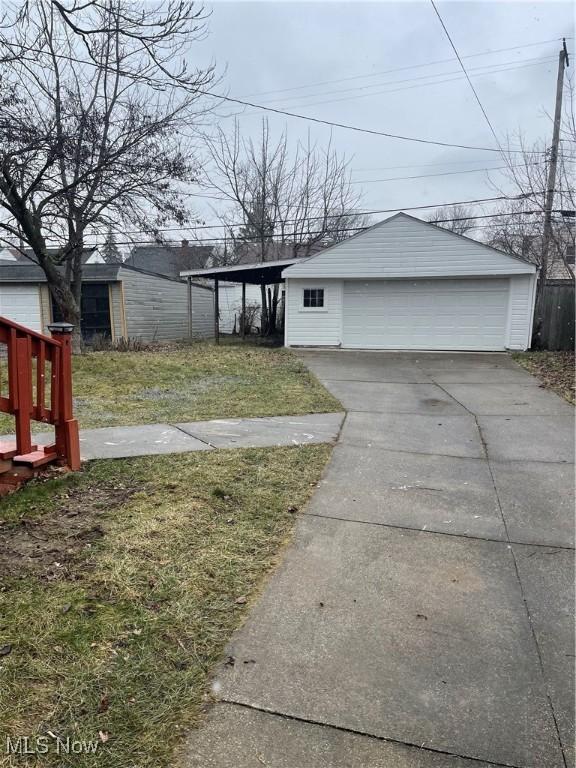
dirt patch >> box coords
[0,482,138,580]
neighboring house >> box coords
[218,282,263,333]
[490,225,575,283]
[282,213,537,351]
[0,262,213,342]
[125,240,213,278]
[217,240,327,267]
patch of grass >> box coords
[513,351,575,404]
[0,444,330,767]
[0,342,340,433]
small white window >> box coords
[303,288,324,308]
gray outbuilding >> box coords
[0,261,213,342]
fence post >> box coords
[48,322,81,470]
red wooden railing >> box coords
[0,317,80,471]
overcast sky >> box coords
[187,0,573,236]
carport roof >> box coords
[180,259,301,285]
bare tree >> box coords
[484,82,575,283]
[427,204,476,235]
[0,0,215,349]
[204,119,368,334]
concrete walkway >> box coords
[182,351,575,768]
[12,412,344,460]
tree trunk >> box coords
[260,284,269,336]
[45,266,82,353]
[266,286,275,335]
[268,285,280,336]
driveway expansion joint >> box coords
[302,510,576,551]
[425,370,571,767]
[220,700,528,768]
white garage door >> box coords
[0,285,42,332]
[343,278,509,351]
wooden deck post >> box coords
[241,282,246,339]
[49,323,81,471]
[14,335,33,455]
[214,279,220,345]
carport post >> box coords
[187,277,193,341]
[241,282,246,339]
[214,278,220,345]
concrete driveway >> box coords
[183,351,575,768]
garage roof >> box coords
[282,213,536,279]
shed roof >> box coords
[0,261,212,290]
[0,263,122,283]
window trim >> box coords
[300,287,327,312]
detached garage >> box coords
[282,213,537,351]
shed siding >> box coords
[119,268,213,341]
[507,274,536,350]
[285,279,342,346]
[284,213,535,279]
[189,281,214,339]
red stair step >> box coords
[0,466,35,485]
[0,441,18,460]
[13,450,58,468]
[0,441,38,460]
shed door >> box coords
[0,285,41,331]
[52,283,111,341]
[342,278,509,351]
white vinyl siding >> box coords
[0,284,42,331]
[282,213,536,352]
[284,213,535,279]
[285,279,342,347]
[219,283,263,333]
[507,274,537,350]
[343,279,509,351]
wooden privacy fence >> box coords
[533,282,575,351]
[0,317,80,471]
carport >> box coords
[180,259,299,343]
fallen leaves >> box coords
[234,595,247,605]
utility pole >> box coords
[539,39,569,299]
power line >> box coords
[200,88,546,154]
[240,38,566,99]
[86,194,541,237]
[75,207,555,247]
[352,156,576,173]
[87,209,563,246]
[242,55,556,111]
[429,0,505,154]
[350,162,545,184]
[227,58,557,119]
[3,41,547,155]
